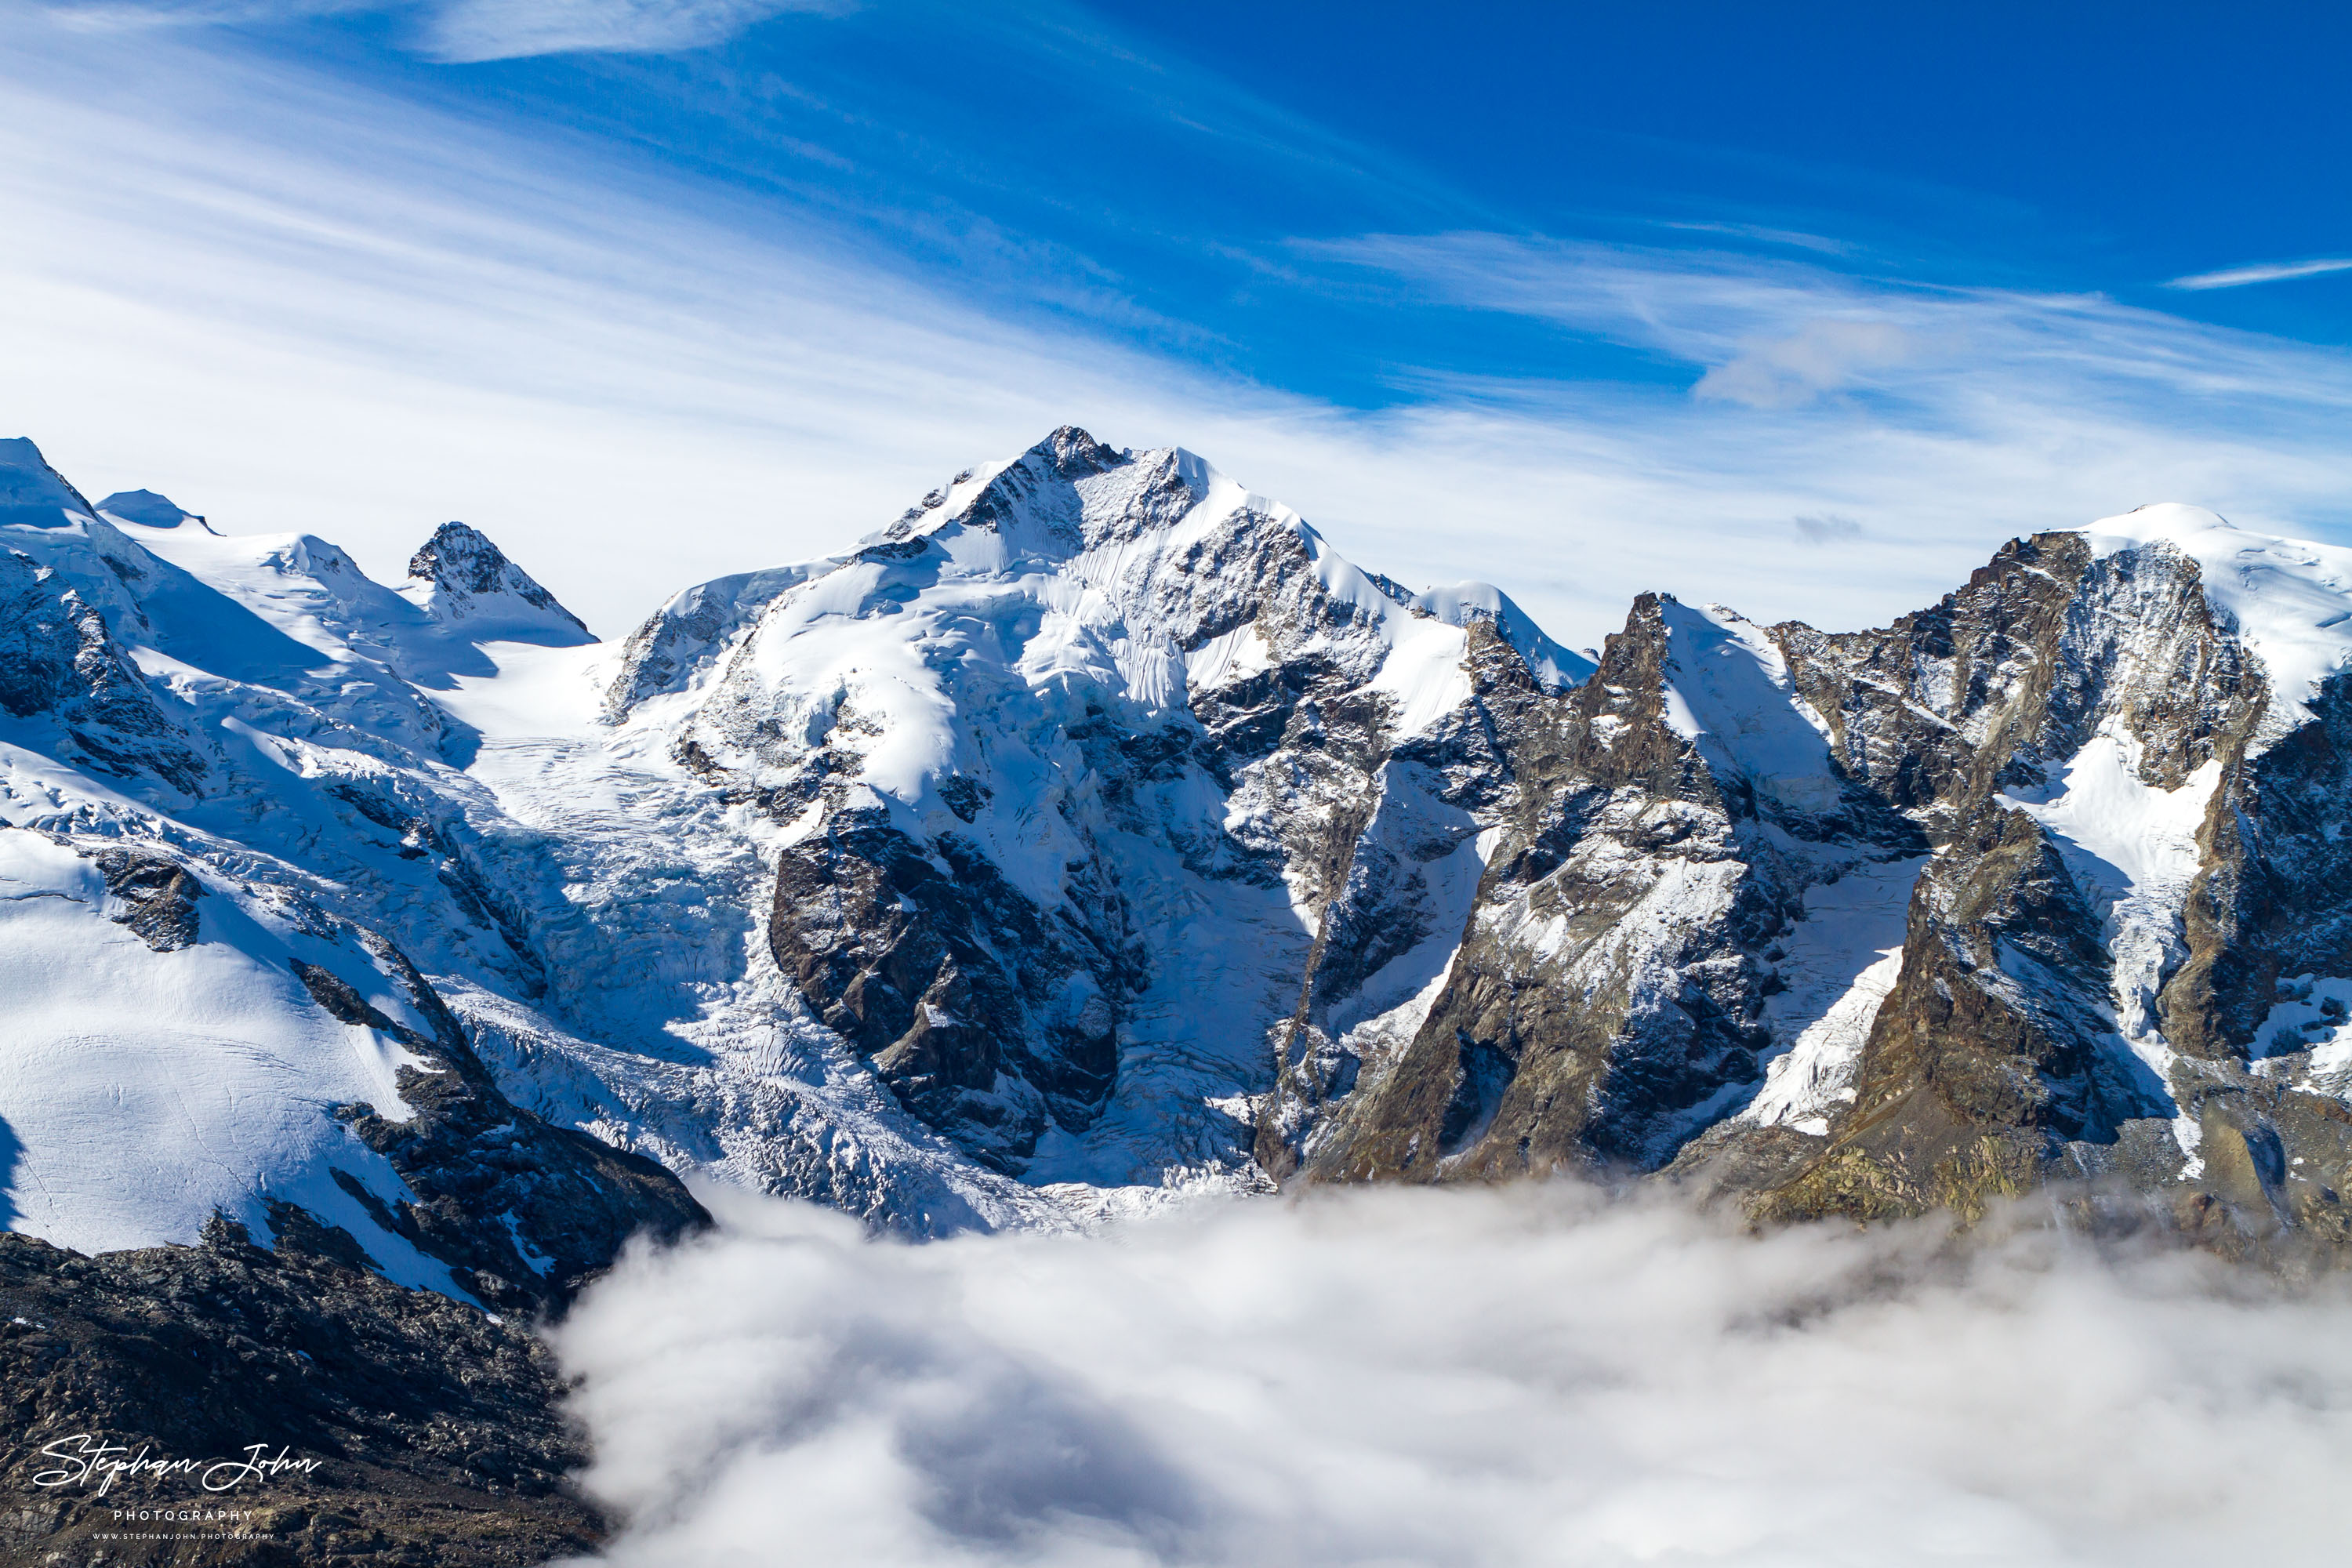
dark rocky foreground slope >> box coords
[0,1221,597,1568]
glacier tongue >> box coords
[2001,726,2223,1087]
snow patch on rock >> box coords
[2086,503,2352,746]
[1657,600,1841,815]
[1743,855,1929,1134]
[2001,724,2220,1093]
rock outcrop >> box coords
[0,1220,604,1566]
[405,521,594,643]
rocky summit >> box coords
[5,426,2352,1549]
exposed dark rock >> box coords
[96,849,206,953]
[406,523,592,641]
[0,1220,601,1566]
[1296,592,1849,1181]
[296,931,710,1312]
[1751,802,2157,1222]
[770,804,1130,1169]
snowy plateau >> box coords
[8,424,2352,1303]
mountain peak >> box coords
[0,437,100,530]
[98,489,219,534]
[2083,503,2352,730]
[1024,425,1128,480]
[405,521,594,645]
[1408,579,1595,691]
[2087,502,2235,546]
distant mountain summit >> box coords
[0,435,100,528]
[97,488,216,532]
[406,519,595,644]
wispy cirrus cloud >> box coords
[423,0,847,62]
[1793,512,1864,544]
[1313,229,2352,423]
[42,0,374,27]
[9,11,2352,654]
[2166,257,2352,291]
[1659,218,1853,256]
[39,0,848,58]
[1693,318,1914,408]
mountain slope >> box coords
[0,443,706,1311]
[1287,509,2352,1241]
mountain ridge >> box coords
[4,427,2352,1266]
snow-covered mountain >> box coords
[7,425,2352,1277]
[0,440,704,1308]
[608,427,1588,1184]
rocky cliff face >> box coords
[405,520,595,643]
[1271,513,2352,1243]
[0,544,211,797]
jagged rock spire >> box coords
[406,521,593,644]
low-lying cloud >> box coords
[550,1183,2352,1566]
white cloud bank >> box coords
[552,1184,2352,1568]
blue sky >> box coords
[5,0,2351,643]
